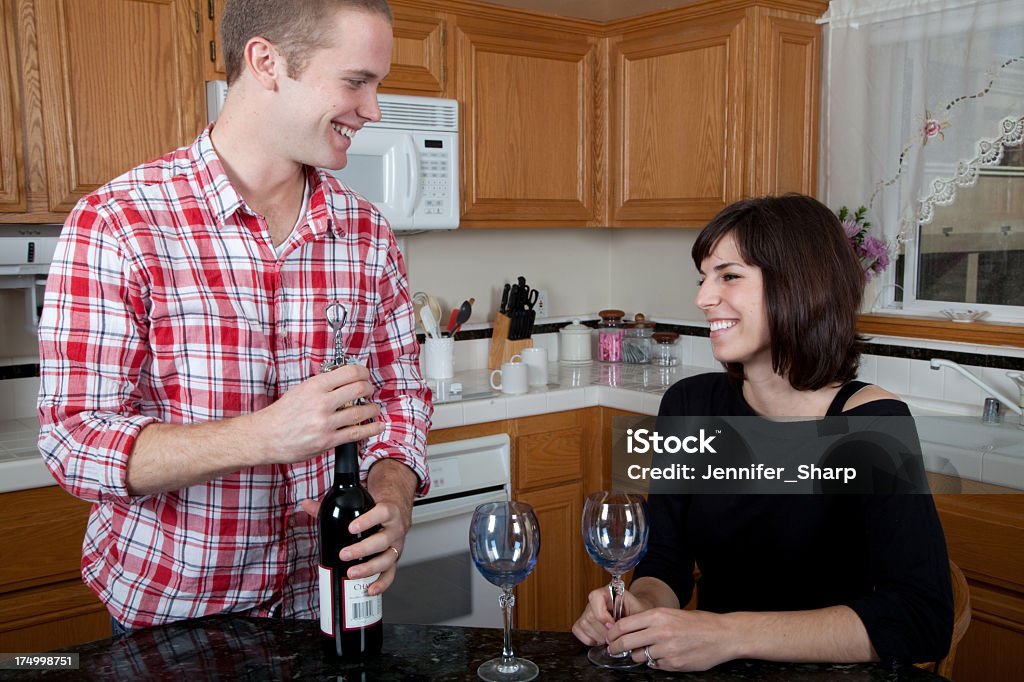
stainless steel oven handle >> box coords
[411,488,508,525]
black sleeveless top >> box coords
[633,373,953,666]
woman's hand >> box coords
[572,584,651,647]
[606,608,739,672]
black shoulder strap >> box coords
[826,381,869,416]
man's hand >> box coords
[301,458,418,596]
[252,365,383,466]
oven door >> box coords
[384,488,506,628]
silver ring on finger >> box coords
[644,646,657,668]
[389,546,400,561]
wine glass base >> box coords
[477,656,539,682]
[587,645,644,669]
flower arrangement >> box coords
[837,206,890,281]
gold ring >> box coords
[644,646,657,668]
[389,546,400,560]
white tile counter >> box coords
[4,362,1023,494]
[427,361,700,429]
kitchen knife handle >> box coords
[499,283,511,314]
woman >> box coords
[572,195,953,671]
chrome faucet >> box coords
[930,358,1024,428]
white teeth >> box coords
[331,123,355,138]
[710,320,737,332]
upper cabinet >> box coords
[1,1,25,212]
[202,0,449,94]
[608,2,824,227]
[453,15,601,227]
[609,10,748,226]
[2,0,205,223]
[200,0,225,81]
[748,12,820,198]
[3,0,824,228]
[383,2,449,96]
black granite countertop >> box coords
[0,616,947,681]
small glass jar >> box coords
[597,309,625,363]
[622,313,655,364]
[651,331,680,366]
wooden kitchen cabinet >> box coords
[383,2,450,96]
[453,15,601,227]
[511,410,603,630]
[933,493,1024,682]
[608,1,824,227]
[200,0,225,81]
[1,0,25,212]
[0,486,109,652]
[1,0,205,224]
[202,0,449,96]
[517,481,585,630]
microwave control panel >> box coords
[419,141,451,217]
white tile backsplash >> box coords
[691,337,717,369]
[874,356,911,396]
[908,359,944,400]
[941,369,984,406]
[856,355,878,385]
[674,336,694,368]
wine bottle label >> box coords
[342,574,382,629]
[318,564,334,636]
[318,565,382,634]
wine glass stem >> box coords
[610,575,625,621]
[499,588,516,664]
[608,575,630,659]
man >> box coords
[36,0,430,632]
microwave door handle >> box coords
[403,136,420,213]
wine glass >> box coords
[581,491,649,669]
[469,501,541,682]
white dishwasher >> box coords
[384,434,510,628]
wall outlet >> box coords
[534,288,549,318]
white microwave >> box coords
[205,84,459,231]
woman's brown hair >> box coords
[692,194,866,391]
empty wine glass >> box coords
[469,501,541,682]
[581,491,649,669]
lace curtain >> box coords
[820,0,1024,250]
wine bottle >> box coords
[318,440,383,660]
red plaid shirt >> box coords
[37,128,431,628]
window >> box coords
[888,143,1024,321]
[821,0,1024,334]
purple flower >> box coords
[835,205,890,280]
[858,236,890,279]
[841,218,861,240]
[861,236,888,260]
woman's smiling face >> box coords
[695,233,771,370]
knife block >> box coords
[488,313,533,369]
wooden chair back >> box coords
[917,559,971,678]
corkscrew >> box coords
[321,301,350,373]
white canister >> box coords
[559,319,592,364]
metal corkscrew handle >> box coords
[320,302,369,411]
[321,301,349,373]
